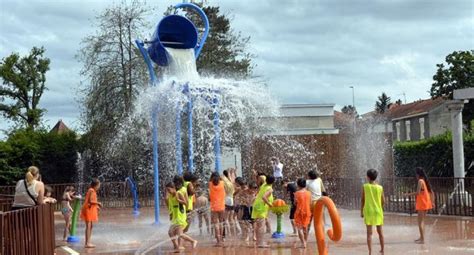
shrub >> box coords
[0,129,79,185]
[394,132,474,177]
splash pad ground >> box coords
[54,207,473,255]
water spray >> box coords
[135,2,210,224]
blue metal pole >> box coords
[135,39,160,224]
[212,97,222,174]
[175,102,183,176]
[185,84,194,173]
[125,177,140,216]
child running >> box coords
[403,167,433,244]
[294,178,312,248]
[80,178,102,248]
[251,173,274,248]
[166,181,198,251]
[61,186,75,240]
[209,172,226,246]
[361,169,385,255]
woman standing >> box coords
[12,166,45,210]
[404,167,433,244]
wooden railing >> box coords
[0,203,56,255]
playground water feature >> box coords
[58,2,474,254]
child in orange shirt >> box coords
[294,178,311,248]
[80,178,102,248]
[209,172,226,246]
[403,167,433,244]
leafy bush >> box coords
[394,132,474,177]
[0,129,79,185]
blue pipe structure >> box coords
[125,177,140,216]
[135,39,160,224]
[135,2,210,224]
[212,97,222,174]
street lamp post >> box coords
[349,86,356,133]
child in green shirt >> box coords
[166,181,198,252]
[361,169,385,255]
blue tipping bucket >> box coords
[148,15,198,66]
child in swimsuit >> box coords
[61,186,75,240]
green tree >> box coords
[431,50,474,127]
[341,105,357,115]
[375,92,392,114]
[0,128,79,185]
[0,47,50,130]
[166,2,254,78]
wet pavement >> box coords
[55,207,473,255]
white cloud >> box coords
[0,0,472,138]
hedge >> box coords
[394,132,474,177]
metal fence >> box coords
[0,203,56,255]
[0,181,157,212]
[1,178,472,216]
[326,177,473,216]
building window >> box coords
[396,122,400,141]
[406,120,411,141]
[419,118,425,139]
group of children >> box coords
[52,165,433,253]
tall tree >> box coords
[341,105,357,115]
[0,47,50,130]
[375,92,391,114]
[166,2,254,78]
[431,50,474,127]
[78,0,150,180]
[79,0,149,123]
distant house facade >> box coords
[390,98,451,141]
[361,98,452,141]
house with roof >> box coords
[49,119,71,134]
[360,98,452,141]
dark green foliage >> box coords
[431,50,474,128]
[0,47,50,130]
[0,129,79,185]
[341,105,357,115]
[375,92,391,114]
[394,132,474,177]
[165,2,254,78]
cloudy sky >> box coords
[0,0,472,136]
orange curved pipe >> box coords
[313,196,342,255]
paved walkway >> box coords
[55,207,473,254]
